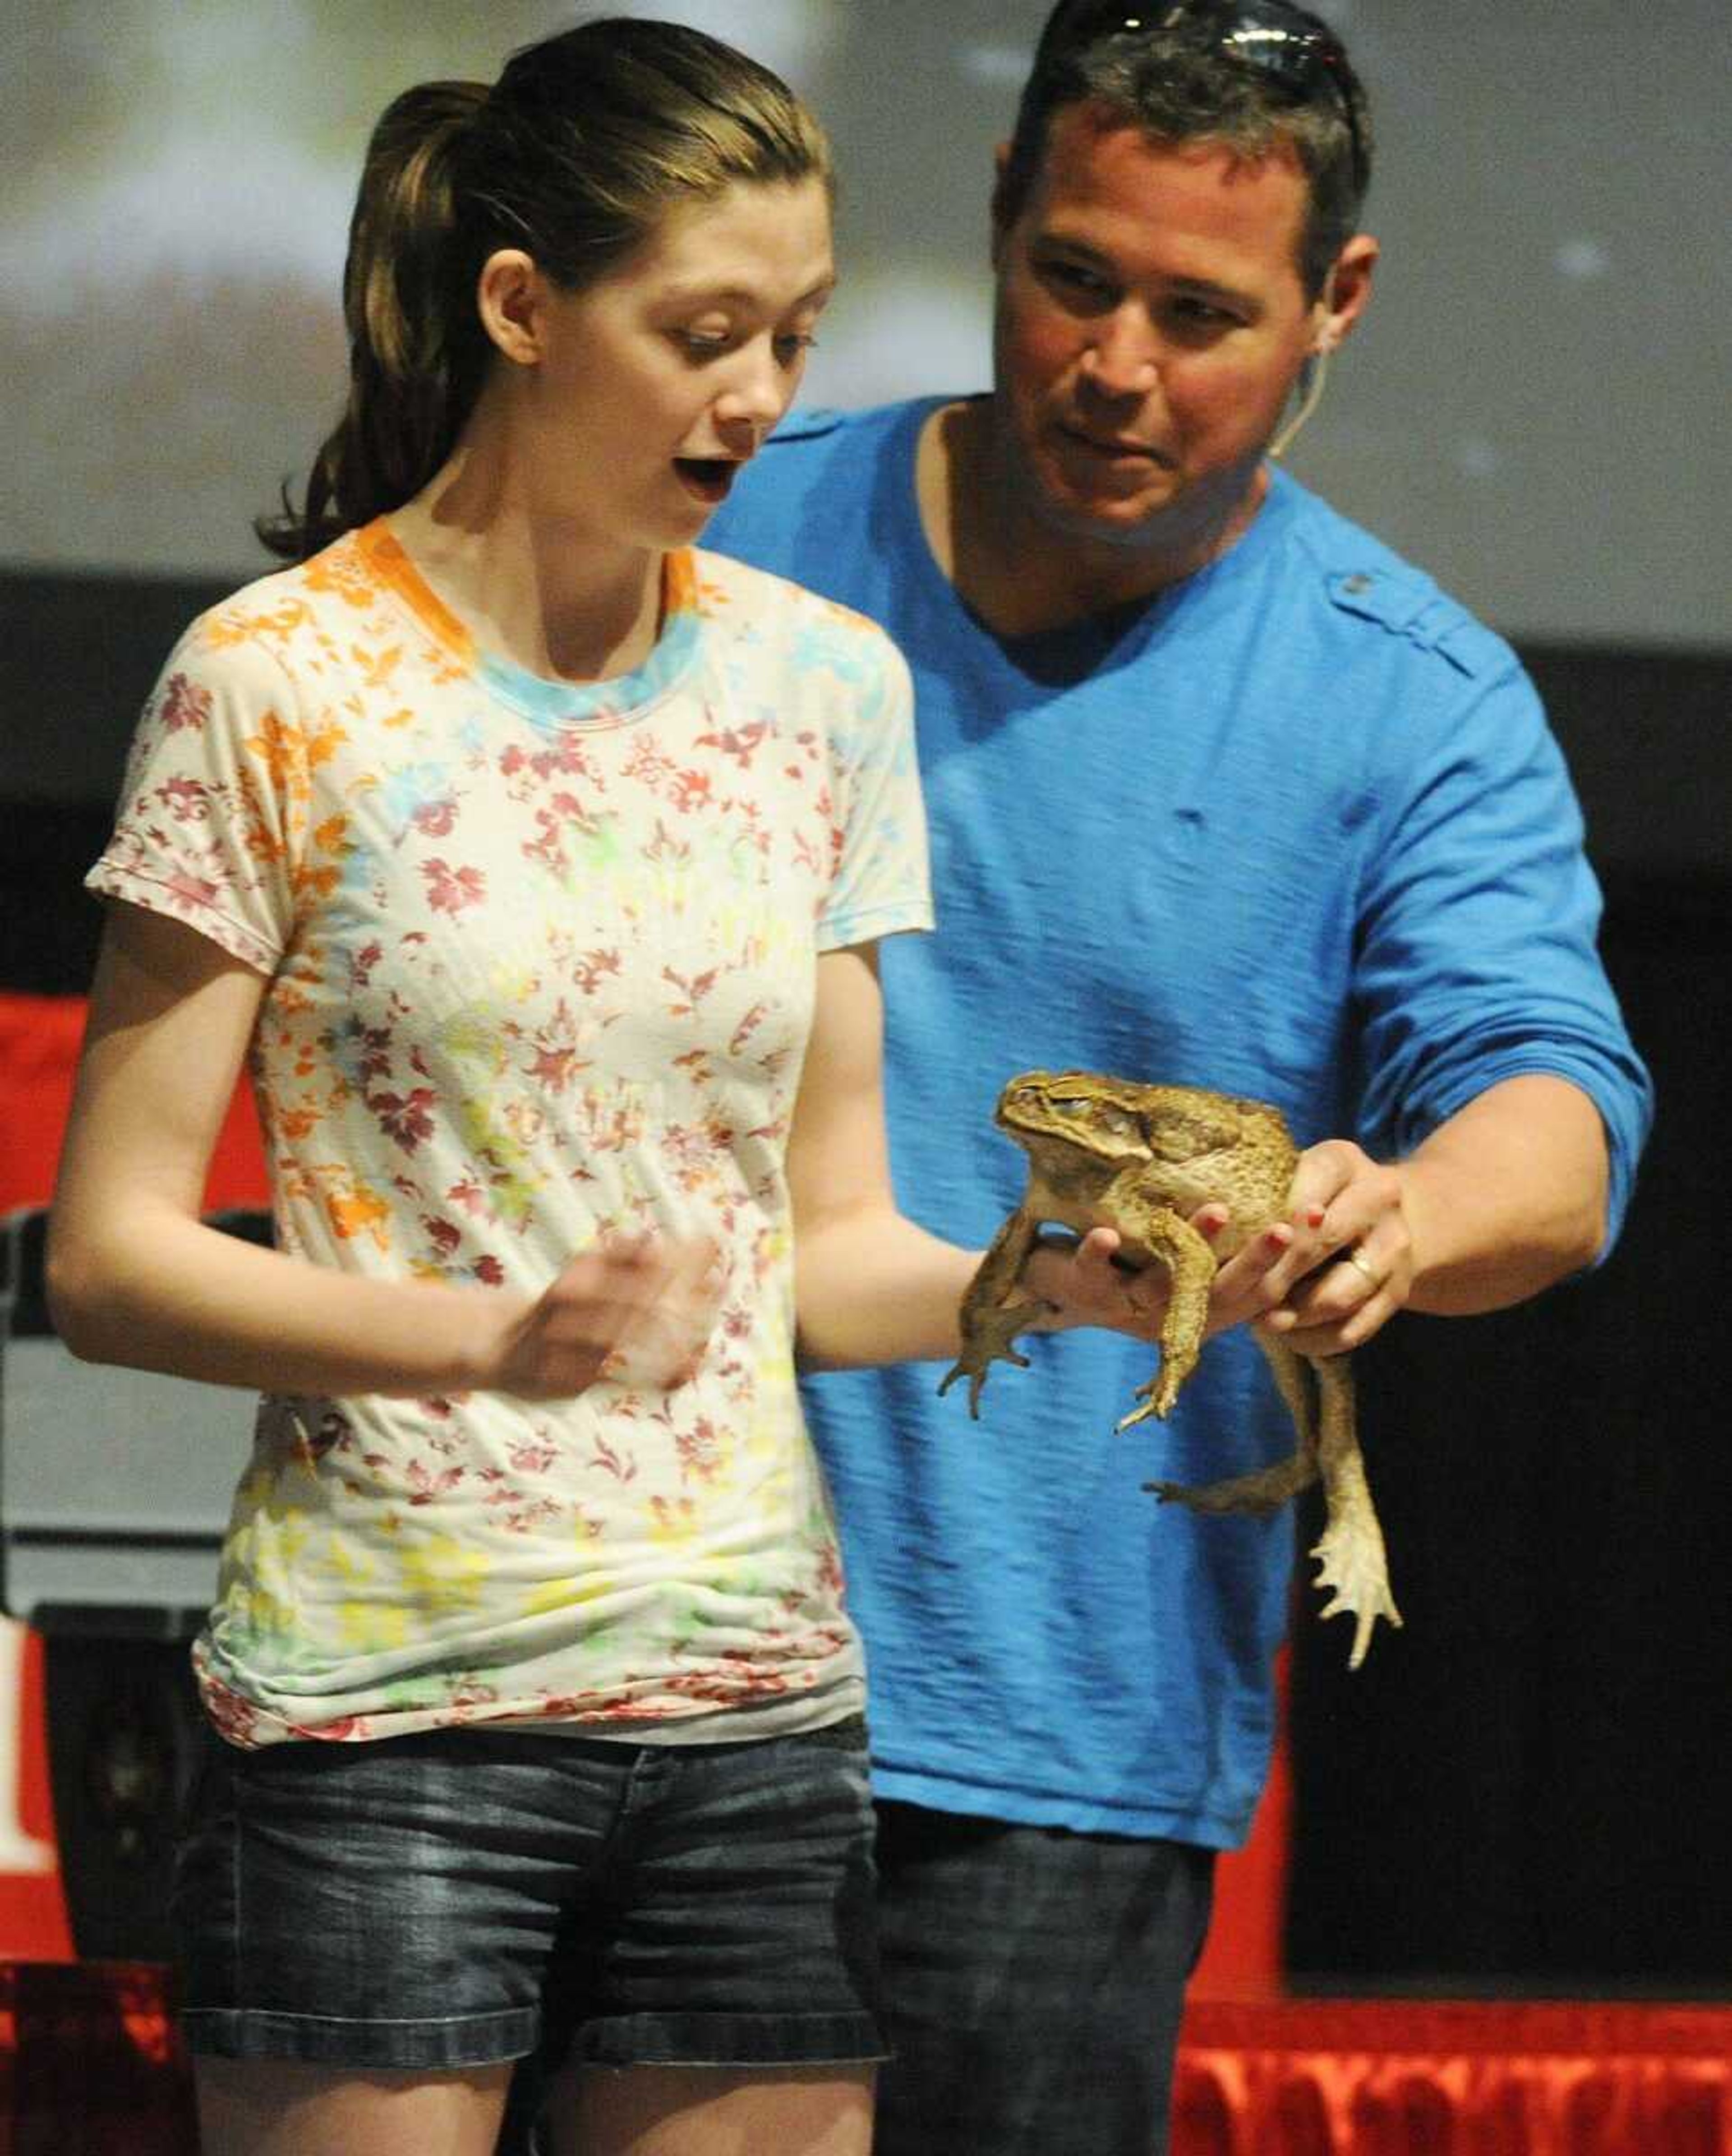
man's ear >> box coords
[1313,232,1378,353]
[476,248,549,366]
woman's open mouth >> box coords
[674,456,739,505]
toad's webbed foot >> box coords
[1310,1503,1402,1671]
[938,1299,1046,1419]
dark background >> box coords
[1290,852,1730,1997]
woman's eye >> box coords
[678,327,733,355]
[774,332,817,365]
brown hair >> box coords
[260,17,832,561]
[998,8,1372,299]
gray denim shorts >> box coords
[173,1716,884,2073]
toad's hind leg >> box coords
[1306,1353,1401,1669]
[1146,1335,1319,1516]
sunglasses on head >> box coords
[1035,0,1367,194]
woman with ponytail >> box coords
[47,18,1170,2154]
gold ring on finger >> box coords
[1345,1247,1382,1290]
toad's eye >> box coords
[1049,1094,1092,1112]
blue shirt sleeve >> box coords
[1352,648,1654,1255]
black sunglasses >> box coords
[1035,0,1368,195]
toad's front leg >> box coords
[939,1204,1049,1419]
[1115,1206,1219,1428]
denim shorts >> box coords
[173,1716,884,2073]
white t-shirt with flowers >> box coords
[90,522,931,1747]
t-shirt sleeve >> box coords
[815,623,933,953]
[1352,656,1653,1254]
[86,621,307,973]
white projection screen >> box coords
[4,0,1727,648]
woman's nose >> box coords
[717,347,789,441]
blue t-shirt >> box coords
[708,396,1652,1845]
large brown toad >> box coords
[940,1069,1401,1668]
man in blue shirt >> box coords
[709,5,1651,2150]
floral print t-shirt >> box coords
[89,522,931,1747]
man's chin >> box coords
[1027,453,1266,566]
[1033,479,1185,551]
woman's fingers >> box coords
[499,1231,727,1398]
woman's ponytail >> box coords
[258,82,488,561]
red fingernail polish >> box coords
[1307,1206,1325,1228]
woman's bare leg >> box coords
[195,2057,512,2156]
[544,2060,874,2156]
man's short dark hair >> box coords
[999,7,1373,299]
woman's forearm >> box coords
[50,1194,724,1405]
[793,1203,979,1371]
[48,1198,522,1397]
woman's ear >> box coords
[475,249,548,366]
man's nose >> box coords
[1078,309,1159,398]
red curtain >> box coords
[1174,1997,1732,2156]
